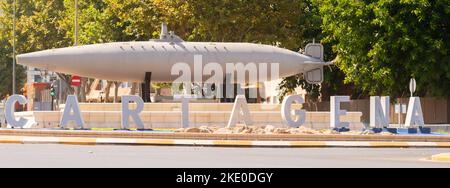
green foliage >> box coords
[102,0,316,48]
[59,0,112,44]
[184,0,311,48]
[277,0,345,103]
[278,74,321,103]
[152,82,172,89]
[1,0,448,100]
[320,0,450,97]
[0,0,68,98]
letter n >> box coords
[370,96,389,128]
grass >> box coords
[433,130,450,134]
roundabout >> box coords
[1,128,449,148]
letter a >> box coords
[227,95,253,128]
[405,97,424,127]
[60,95,84,129]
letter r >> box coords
[121,95,145,129]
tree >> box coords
[102,0,317,47]
[0,0,69,98]
[58,0,111,101]
[319,0,450,98]
[184,0,312,48]
[152,82,172,97]
[277,0,352,104]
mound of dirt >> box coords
[175,125,393,135]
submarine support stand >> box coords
[141,72,152,103]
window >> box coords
[34,75,42,83]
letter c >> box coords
[5,95,28,128]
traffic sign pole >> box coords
[409,78,416,97]
[398,103,401,127]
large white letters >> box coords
[330,96,350,128]
[370,96,390,128]
[405,97,424,127]
[227,95,253,128]
[180,96,192,128]
[281,95,306,128]
[121,95,145,129]
[5,95,28,128]
[4,93,432,131]
[60,95,84,129]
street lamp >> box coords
[12,0,16,94]
[74,0,78,46]
[72,0,79,97]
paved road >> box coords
[0,144,449,167]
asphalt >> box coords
[0,144,449,168]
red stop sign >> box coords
[71,75,81,86]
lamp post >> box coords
[74,0,78,46]
[12,0,16,95]
[74,0,79,96]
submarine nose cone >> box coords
[16,50,51,69]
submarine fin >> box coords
[305,67,323,84]
[303,41,325,84]
[304,42,324,61]
[160,23,168,40]
[159,22,184,42]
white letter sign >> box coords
[227,95,253,128]
[281,95,306,127]
[177,96,192,128]
[405,97,424,127]
[121,95,145,129]
[330,96,350,128]
[60,95,84,129]
[5,95,28,128]
[370,96,390,128]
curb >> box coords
[431,153,450,162]
[1,129,450,142]
[1,135,450,147]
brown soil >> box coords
[174,125,394,135]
